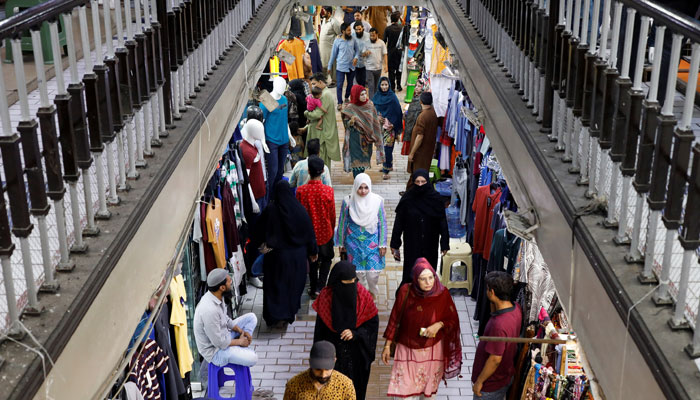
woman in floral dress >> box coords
[335,173,387,298]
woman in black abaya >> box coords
[312,261,379,400]
[252,180,318,327]
[390,169,450,287]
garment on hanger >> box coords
[240,140,266,200]
[129,339,169,400]
[279,38,306,80]
[169,275,194,378]
[205,199,227,269]
[153,307,185,400]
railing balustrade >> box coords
[0,0,264,338]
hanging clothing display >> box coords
[169,275,194,379]
[279,38,306,80]
[129,339,169,400]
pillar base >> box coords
[166,124,176,130]
[83,227,101,237]
[554,145,565,152]
[22,305,44,316]
[70,243,88,253]
[173,113,182,121]
[189,93,198,99]
[561,155,572,163]
[584,190,597,199]
[652,292,673,306]
[159,130,169,138]
[136,160,148,168]
[144,150,155,158]
[151,138,163,147]
[128,171,141,180]
[668,317,690,331]
[96,210,112,220]
[613,235,630,245]
[57,259,75,272]
[624,252,644,264]
[576,177,589,186]
[107,196,121,206]
[568,166,580,174]
[118,183,131,192]
[547,134,557,142]
[540,127,552,134]
[40,280,60,293]
[185,99,193,105]
[602,219,618,229]
[637,272,658,284]
[194,86,202,92]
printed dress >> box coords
[335,198,387,271]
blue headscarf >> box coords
[372,77,403,134]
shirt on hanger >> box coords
[129,339,169,400]
[279,38,307,80]
[206,198,227,269]
[169,275,194,378]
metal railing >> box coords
[0,0,263,337]
[466,0,700,356]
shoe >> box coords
[386,167,393,171]
[328,82,337,88]
[249,276,263,288]
[383,174,390,180]
[399,191,405,196]
[308,289,318,300]
[337,104,343,111]
[396,86,403,92]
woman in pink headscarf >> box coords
[381,258,462,398]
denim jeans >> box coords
[265,141,289,202]
[476,384,509,400]
[383,144,394,172]
[210,313,258,367]
[336,70,355,105]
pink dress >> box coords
[387,341,444,398]
[306,95,324,111]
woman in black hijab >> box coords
[312,261,379,399]
[390,169,450,287]
[252,180,318,327]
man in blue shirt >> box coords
[352,23,371,88]
[327,23,359,107]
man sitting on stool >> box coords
[194,269,258,368]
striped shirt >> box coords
[129,339,169,400]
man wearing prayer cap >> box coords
[407,91,439,176]
[193,269,259,368]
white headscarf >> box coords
[346,173,383,234]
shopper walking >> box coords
[327,23,360,107]
[471,271,522,399]
[335,173,387,298]
[352,22,371,87]
[296,156,336,299]
[407,92,438,175]
[312,261,379,400]
[391,169,450,287]
[402,78,426,150]
[384,12,404,92]
[351,10,372,32]
[283,341,356,400]
[252,180,318,328]
[306,72,341,169]
[340,85,384,178]
[382,258,462,399]
[319,7,342,87]
[373,77,403,180]
[366,6,392,39]
[365,28,388,99]
[289,138,332,188]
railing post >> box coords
[644,33,683,286]
[25,27,61,293]
[683,144,700,356]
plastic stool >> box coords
[207,362,253,400]
[440,242,473,293]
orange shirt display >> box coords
[279,38,307,80]
[206,199,227,269]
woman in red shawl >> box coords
[341,84,385,177]
[312,261,379,399]
[382,258,462,398]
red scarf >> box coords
[312,283,378,332]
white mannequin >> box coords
[271,76,287,100]
[241,119,268,212]
[268,76,296,147]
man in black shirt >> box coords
[384,12,404,92]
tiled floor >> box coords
[237,93,479,400]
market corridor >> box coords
[237,103,478,400]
